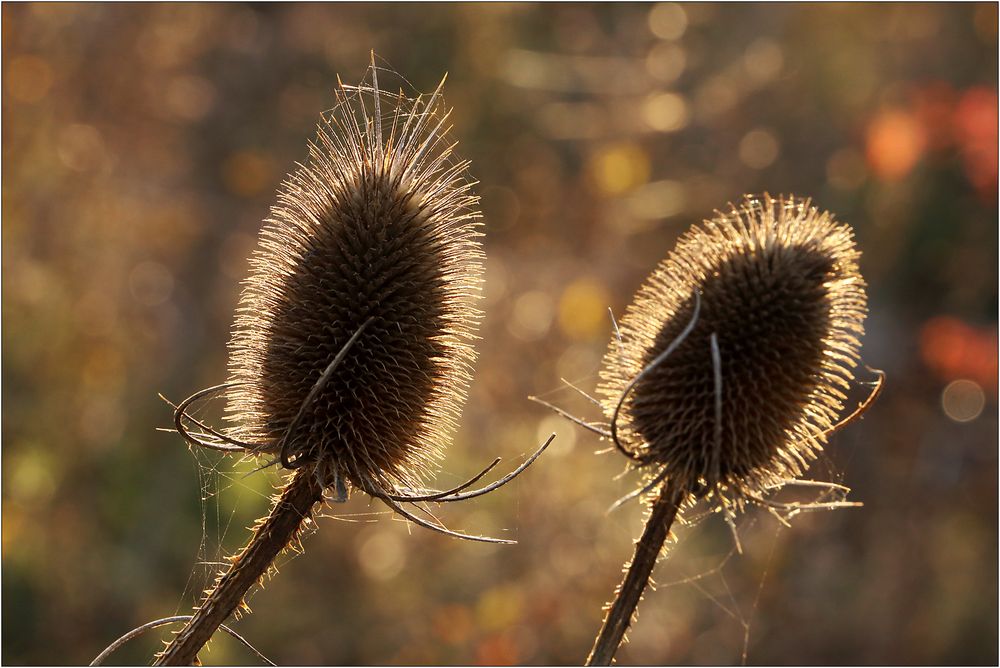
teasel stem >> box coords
[155,467,324,666]
[587,477,686,666]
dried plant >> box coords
[538,194,883,665]
[599,194,874,506]
[93,59,551,666]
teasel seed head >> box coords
[140,62,549,667]
[225,66,483,492]
[598,194,868,504]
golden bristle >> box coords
[598,194,867,500]
[225,67,483,491]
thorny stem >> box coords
[154,467,324,665]
[587,478,686,666]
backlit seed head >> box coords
[225,66,483,491]
[598,195,867,500]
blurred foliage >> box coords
[2,3,997,665]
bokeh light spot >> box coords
[625,179,686,221]
[588,143,650,196]
[648,3,688,40]
[642,92,689,133]
[558,278,612,341]
[538,414,578,458]
[941,379,985,423]
[953,87,999,197]
[920,316,998,391]
[357,529,406,581]
[645,42,686,83]
[865,109,926,181]
[8,449,57,505]
[509,290,555,342]
[738,128,779,169]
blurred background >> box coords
[3,3,997,665]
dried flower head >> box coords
[578,195,882,666]
[598,194,871,505]
[137,61,552,667]
[169,62,551,540]
[223,67,483,494]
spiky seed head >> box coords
[598,194,867,501]
[225,67,483,491]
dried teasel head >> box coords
[129,60,550,668]
[598,194,879,508]
[222,66,482,493]
[169,61,551,542]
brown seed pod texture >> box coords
[225,69,483,491]
[598,195,867,500]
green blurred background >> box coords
[3,3,997,665]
